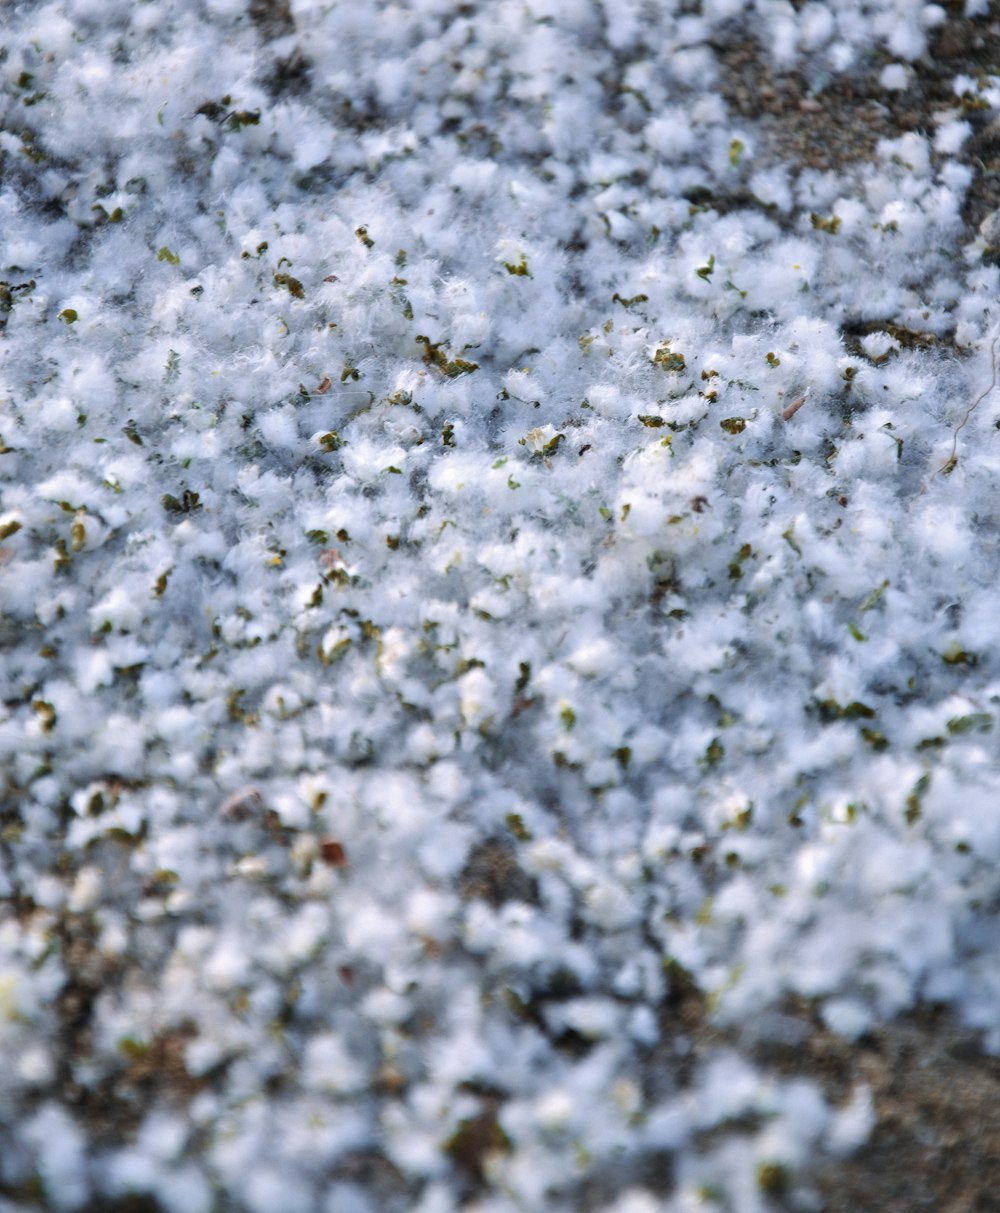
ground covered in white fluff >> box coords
[3,1,1000,1210]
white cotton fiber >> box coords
[3,0,1000,1205]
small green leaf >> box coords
[157,246,180,266]
[443,357,479,378]
[947,713,994,735]
[696,255,715,282]
[757,1163,790,1196]
[612,292,649,309]
[225,109,260,131]
[942,644,977,667]
[810,212,842,235]
[506,812,532,841]
[59,308,78,324]
[702,737,724,768]
[719,417,746,435]
[503,257,530,276]
[653,343,686,372]
[860,580,889,612]
[905,772,931,825]
[162,490,201,515]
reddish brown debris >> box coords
[783,394,807,421]
[320,839,348,867]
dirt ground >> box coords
[717,1,1000,234]
[740,1001,1000,1212]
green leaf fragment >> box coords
[757,1163,790,1196]
[860,580,889,612]
[503,257,530,276]
[947,713,994,735]
[942,645,977,667]
[225,109,261,130]
[506,812,532,841]
[702,737,724,768]
[810,212,842,235]
[162,490,201,515]
[814,698,876,723]
[653,343,686,372]
[696,255,715,281]
[443,357,479,378]
[905,773,931,825]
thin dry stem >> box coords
[936,329,1000,477]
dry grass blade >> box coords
[937,329,1000,476]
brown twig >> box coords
[936,329,1000,476]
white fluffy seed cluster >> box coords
[1,0,999,1209]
